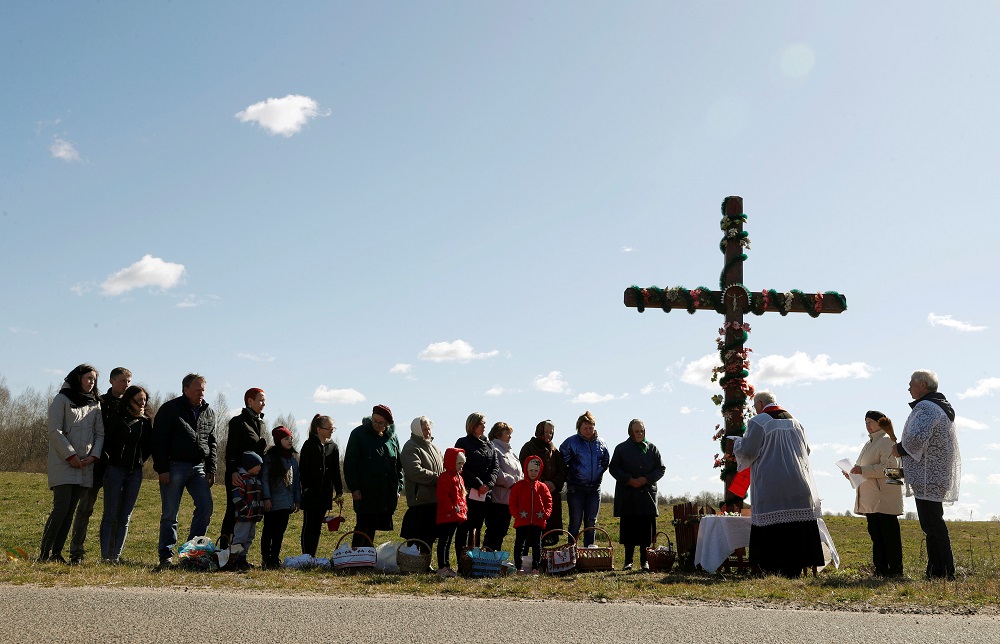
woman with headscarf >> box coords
[609,419,665,570]
[40,364,105,563]
[400,416,444,555]
[343,404,403,547]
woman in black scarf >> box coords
[40,364,105,563]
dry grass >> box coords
[2,472,999,613]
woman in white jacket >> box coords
[848,411,903,577]
[483,422,522,551]
[40,364,105,563]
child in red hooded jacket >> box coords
[509,454,553,573]
[435,447,467,578]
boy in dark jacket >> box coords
[509,455,553,573]
[230,451,264,570]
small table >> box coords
[693,516,840,574]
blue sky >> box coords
[2,2,998,520]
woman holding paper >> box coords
[849,411,903,577]
[454,413,499,560]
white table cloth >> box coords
[693,516,840,574]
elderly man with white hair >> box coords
[892,370,961,580]
[732,390,824,577]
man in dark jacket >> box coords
[69,366,130,564]
[520,420,567,546]
[217,387,268,550]
[152,373,217,566]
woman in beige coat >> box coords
[848,411,903,577]
[40,364,105,563]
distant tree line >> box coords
[0,377,298,477]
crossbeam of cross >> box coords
[623,196,847,507]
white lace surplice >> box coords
[901,401,961,504]
[733,413,822,527]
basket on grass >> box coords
[646,531,676,572]
[332,531,377,571]
[540,529,577,574]
[396,538,432,574]
[460,547,509,578]
[575,527,614,572]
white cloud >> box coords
[622,246,633,253]
[814,470,832,477]
[810,442,863,456]
[235,94,328,137]
[175,293,218,309]
[640,382,672,395]
[42,368,64,376]
[312,386,366,405]
[680,406,695,415]
[533,371,570,394]
[485,386,506,397]
[752,353,874,386]
[680,354,723,390]
[418,339,499,363]
[238,352,275,363]
[70,283,93,296]
[101,255,185,295]
[8,327,37,335]
[955,416,989,431]
[389,363,413,374]
[50,136,80,161]
[969,457,991,462]
[987,443,1000,451]
[989,474,1000,486]
[962,474,977,484]
[571,392,626,404]
[958,378,1000,399]
[927,313,986,332]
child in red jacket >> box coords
[509,454,553,573]
[435,447,467,578]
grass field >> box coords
[1,472,998,613]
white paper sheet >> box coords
[836,458,865,489]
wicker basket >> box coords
[396,539,432,574]
[575,527,614,572]
[332,531,377,571]
[646,531,676,572]
[540,529,577,574]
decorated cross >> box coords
[623,196,847,507]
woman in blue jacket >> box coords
[559,410,610,547]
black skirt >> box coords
[748,519,825,578]
[618,515,656,547]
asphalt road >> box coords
[2,586,999,643]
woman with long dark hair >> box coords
[99,385,152,563]
[40,364,105,563]
[299,414,343,557]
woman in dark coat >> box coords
[299,414,343,557]
[343,404,402,547]
[454,412,499,560]
[99,385,153,562]
[609,419,665,570]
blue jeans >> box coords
[100,465,144,561]
[566,487,601,546]
[158,462,214,561]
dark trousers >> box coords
[400,503,438,552]
[483,502,512,551]
[353,513,390,547]
[260,509,291,566]
[455,499,487,560]
[915,498,955,579]
[436,522,460,569]
[514,525,542,571]
[300,508,325,557]
[865,512,903,576]
[218,470,237,547]
[69,460,105,559]
[40,484,87,559]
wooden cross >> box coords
[623,196,847,507]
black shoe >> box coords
[47,554,68,564]
[157,556,173,570]
[623,562,633,571]
[69,555,84,565]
